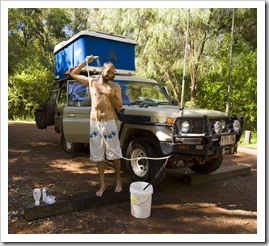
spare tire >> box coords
[45,100,55,126]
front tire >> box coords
[125,137,166,185]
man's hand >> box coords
[97,85,112,96]
[85,55,98,64]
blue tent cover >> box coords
[54,30,136,79]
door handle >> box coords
[68,114,76,117]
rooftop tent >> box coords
[54,30,136,79]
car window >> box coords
[67,81,90,107]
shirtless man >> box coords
[70,55,122,197]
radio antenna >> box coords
[226,8,235,116]
[179,8,190,117]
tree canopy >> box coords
[8,8,257,131]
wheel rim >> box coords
[130,149,149,177]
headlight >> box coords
[233,120,241,133]
[181,121,190,133]
[214,121,222,134]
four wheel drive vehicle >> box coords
[34,30,243,185]
[35,74,244,185]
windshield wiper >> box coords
[128,100,142,106]
[156,101,170,105]
[129,98,158,107]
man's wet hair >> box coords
[103,61,115,69]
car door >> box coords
[54,86,66,133]
[63,80,91,144]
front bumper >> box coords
[159,115,242,159]
[160,141,238,159]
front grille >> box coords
[174,117,208,135]
[192,120,208,134]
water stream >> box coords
[96,58,102,68]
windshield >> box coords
[115,80,171,106]
[67,79,171,107]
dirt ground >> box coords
[7,121,259,240]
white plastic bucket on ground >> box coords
[129,181,154,219]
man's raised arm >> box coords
[70,55,96,86]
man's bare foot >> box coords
[96,186,106,197]
[115,182,122,193]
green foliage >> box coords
[8,8,71,120]
[8,58,54,119]
[196,46,257,131]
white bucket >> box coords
[129,181,153,219]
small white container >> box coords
[33,188,41,206]
[42,188,47,202]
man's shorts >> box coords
[89,120,122,162]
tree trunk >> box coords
[190,63,198,102]
[189,9,213,103]
[163,66,180,105]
